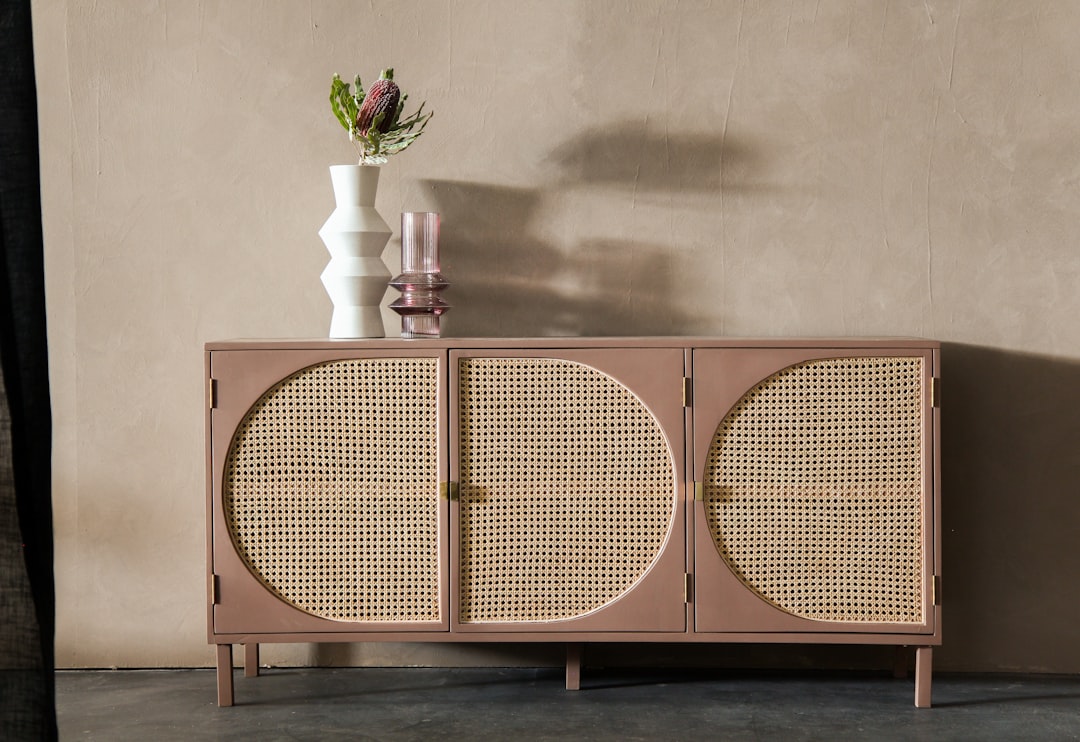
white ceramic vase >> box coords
[318,165,391,338]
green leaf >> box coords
[329,75,351,132]
[390,97,405,130]
[393,103,431,136]
[352,74,365,106]
[365,120,384,155]
[379,107,432,154]
[370,110,387,135]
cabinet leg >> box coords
[243,643,260,678]
[566,643,583,691]
[893,646,910,679]
[216,644,234,707]
[914,646,933,708]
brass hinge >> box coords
[682,377,692,408]
[440,482,459,501]
[684,573,693,603]
[208,378,218,409]
[694,481,703,502]
[211,574,221,604]
[931,377,941,408]
[932,575,941,605]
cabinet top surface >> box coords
[205,336,940,351]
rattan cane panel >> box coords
[458,358,675,623]
[223,358,441,623]
[704,356,925,624]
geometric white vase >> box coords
[318,164,391,338]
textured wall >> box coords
[34,0,1080,672]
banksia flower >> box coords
[356,69,401,137]
[329,67,433,165]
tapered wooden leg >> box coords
[216,644,234,707]
[893,646,910,679]
[914,646,933,708]
[243,643,260,678]
[566,643,583,691]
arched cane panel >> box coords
[703,357,925,624]
[458,358,675,623]
[223,358,441,622]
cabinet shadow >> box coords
[936,343,1080,672]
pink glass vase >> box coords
[389,212,450,338]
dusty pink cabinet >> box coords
[205,338,940,708]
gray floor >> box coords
[58,667,1080,741]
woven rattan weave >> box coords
[457,358,675,623]
[704,357,925,624]
[223,358,441,622]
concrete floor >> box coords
[58,667,1080,741]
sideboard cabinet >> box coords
[206,338,940,707]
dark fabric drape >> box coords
[0,0,57,739]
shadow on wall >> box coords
[937,344,1080,672]
[419,120,757,337]
[545,120,757,193]
[422,179,694,337]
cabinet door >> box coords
[692,348,937,635]
[450,349,687,632]
[208,349,449,635]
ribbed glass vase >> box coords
[389,212,450,338]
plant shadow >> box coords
[420,179,695,337]
[544,119,761,194]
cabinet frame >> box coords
[690,347,938,635]
[448,347,688,634]
[205,337,941,708]
[207,348,451,636]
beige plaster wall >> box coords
[33,0,1080,672]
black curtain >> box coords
[0,0,56,739]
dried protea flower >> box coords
[329,67,433,165]
[356,68,401,136]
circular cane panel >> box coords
[704,357,925,624]
[458,358,676,623]
[223,358,441,623]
